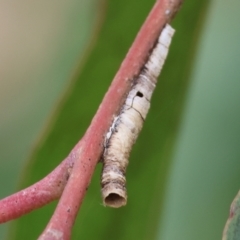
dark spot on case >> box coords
[136,91,143,97]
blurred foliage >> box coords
[3,0,240,239]
[0,0,100,199]
[157,0,240,239]
[0,0,100,238]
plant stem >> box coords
[0,153,74,223]
[39,0,183,239]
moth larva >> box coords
[101,24,175,208]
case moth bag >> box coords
[101,24,175,208]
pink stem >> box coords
[39,0,183,239]
[0,153,74,223]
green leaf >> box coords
[6,0,209,239]
[157,1,240,240]
[223,191,240,240]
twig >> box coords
[0,148,76,223]
[38,0,183,239]
[0,0,183,238]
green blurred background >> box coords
[0,0,240,239]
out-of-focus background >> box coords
[0,0,99,197]
[0,0,240,239]
[0,0,100,237]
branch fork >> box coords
[0,0,183,239]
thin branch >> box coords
[39,0,183,239]
[0,0,107,224]
[0,149,76,223]
[0,0,183,236]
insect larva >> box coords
[101,24,175,208]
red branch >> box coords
[0,0,183,239]
[39,1,183,239]
[0,145,77,223]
